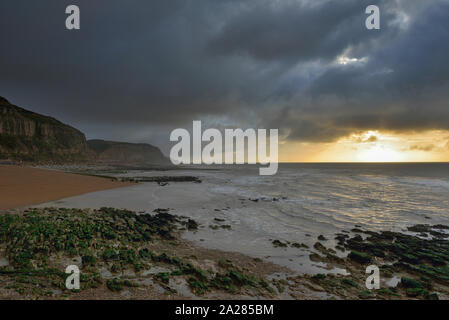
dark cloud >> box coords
[277,1,449,142]
[0,0,448,153]
[207,0,395,62]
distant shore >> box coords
[0,165,134,210]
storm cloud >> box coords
[0,0,448,152]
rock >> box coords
[401,277,422,288]
[428,292,439,300]
[291,242,308,249]
[401,253,419,264]
[187,219,198,230]
[313,242,327,254]
[407,225,431,233]
[358,290,375,299]
[82,255,97,266]
[312,273,326,280]
[348,251,371,264]
[341,278,358,288]
[272,240,288,248]
[434,224,449,230]
[406,287,423,297]
[309,253,322,262]
[133,176,201,183]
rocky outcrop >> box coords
[87,139,168,165]
[0,96,88,162]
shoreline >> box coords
[0,165,135,210]
[0,207,290,300]
[1,165,448,299]
[0,207,448,300]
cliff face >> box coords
[0,97,88,162]
[87,139,167,165]
[0,96,168,165]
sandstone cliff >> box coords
[0,96,88,162]
[0,96,168,165]
[87,139,167,165]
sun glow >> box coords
[355,145,404,162]
[347,131,405,162]
[336,55,367,65]
[280,130,449,162]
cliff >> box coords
[87,139,167,165]
[0,96,88,162]
[0,96,168,165]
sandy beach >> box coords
[0,165,133,210]
[0,164,449,300]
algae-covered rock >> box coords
[187,219,199,230]
[348,251,371,264]
[428,292,439,300]
[81,255,97,266]
[107,279,124,291]
[106,278,138,291]
[406,287,423,297]
[154,272,170,284]
[341,278,358,288]
[401,277,422,288]
[359,290,375,299]
[291,242,309,249]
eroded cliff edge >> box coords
[0,97,88,162]
[0,97,167,164]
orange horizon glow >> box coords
[279,130,449,163]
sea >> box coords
[38,163,449,274]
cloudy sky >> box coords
[1,0,449,161]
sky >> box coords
[1,0,449,162]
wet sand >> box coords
[0,165,134,210]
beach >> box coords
[39,163,449,273]
[1,163,449,300]
[0,165,134,210]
